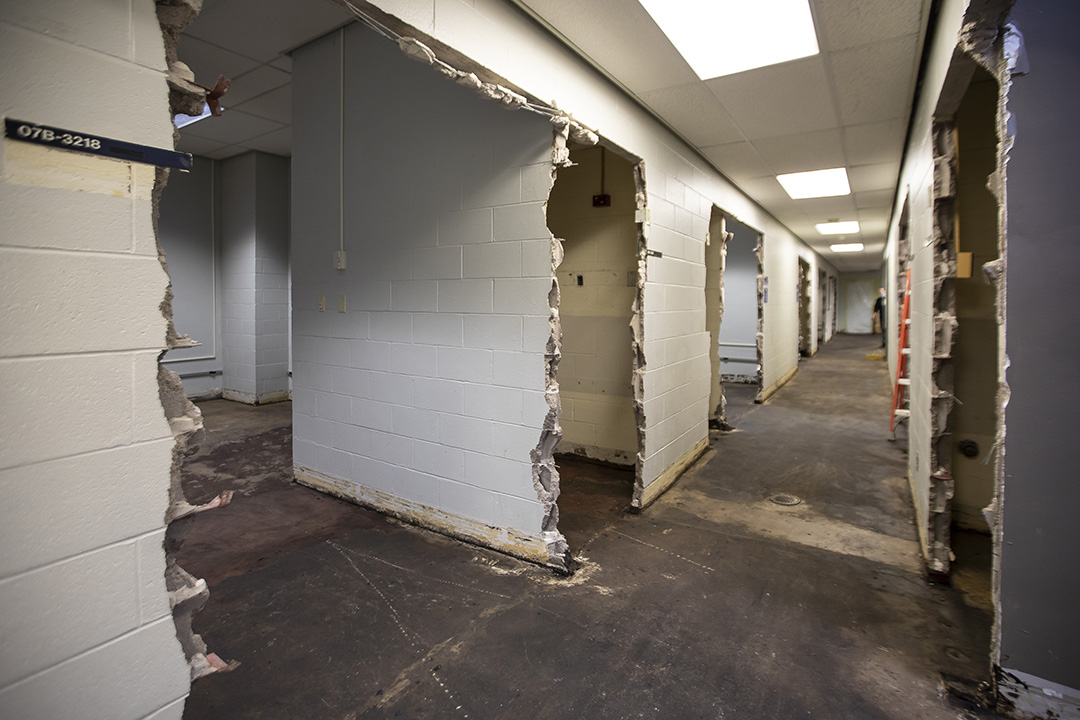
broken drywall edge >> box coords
[630,161,649,508]
[389,32,595,128]
[759,365,798,404]
[294,466,552,567]
[156,0,236,686]
[753,235,766,401]
[634,437,709,509]
[532,138,569,571]
[169,489,234,522]
[997,668,1080,720]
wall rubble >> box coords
[156,0,237,680]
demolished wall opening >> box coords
[713,213,764,408]
[704,208,729,429]
[948,66,1001,536]
[830,275,838,339]
[546,142,642,547]
[818,269,827,344]
[797,257,813,357]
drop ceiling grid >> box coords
[171,0,926,271]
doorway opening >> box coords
[798,257,812,356]
[818,269,827,345]
[546,143,642,550]
[710,212,763,417]
[934,66,1000,618]
[829,275,838,338]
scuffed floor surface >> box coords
[180,334,997,719]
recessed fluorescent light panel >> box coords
[816,221,860,235]
[830,243,865,253]
[638,0,819,80]
[776,168,851,199]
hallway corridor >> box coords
[180,334,995,719]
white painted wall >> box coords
[220,151,291,404]
[548,146,637,463]
[291,25,554,555]
[367,0,838,496]
[0,1,190,717]
[160,155,223,398]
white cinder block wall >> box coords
[220,151,291,404]
[366,0,838,505]
[220,154,259,403]
[291,25,556,559]
[0,2,190,718]
[252,153,291,403]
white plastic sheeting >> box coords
[845,280,875,333]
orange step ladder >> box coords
[889,269,912,440]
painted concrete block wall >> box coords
[159,155,223,398]
[253,153,291,403]
[1000,0,1080,700]
[220,153,258,402]
[718,218,760,377]
[0,2,189,717]
[367,0,838,494]
[291,25,554,551]
[220,151,291,404]
[547,146,637,463]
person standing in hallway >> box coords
[873,287,887,347]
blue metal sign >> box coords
[4,118,192,171]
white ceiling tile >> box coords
[736,175,795,205]
[812,0,926,52]
[700,142,773,181]
[520,0,699,94]
[855,189,894,209]
[175,134,229,157]
[182,108,286,146]
[829,35,919,125]
[794,194,858,220]
[856,208,890,234]
[639,83,745,147]
[233,83,292,124]
[223,64,291,106]
[752,129,845,175]
[240,127,292,157]
[849,162,900,192]
[203,144,247,160]
[176,35,259,87]
[706,57,839,140]
[184,0,353,62]
[843,119,907,166]
[270,54,293,72]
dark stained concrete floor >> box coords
[178,333,997,719]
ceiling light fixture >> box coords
[816,220,860,235]
[830,243,865,253]
[776,168,851,199]
[637,0,819,80]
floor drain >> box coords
[769,493,802,506]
